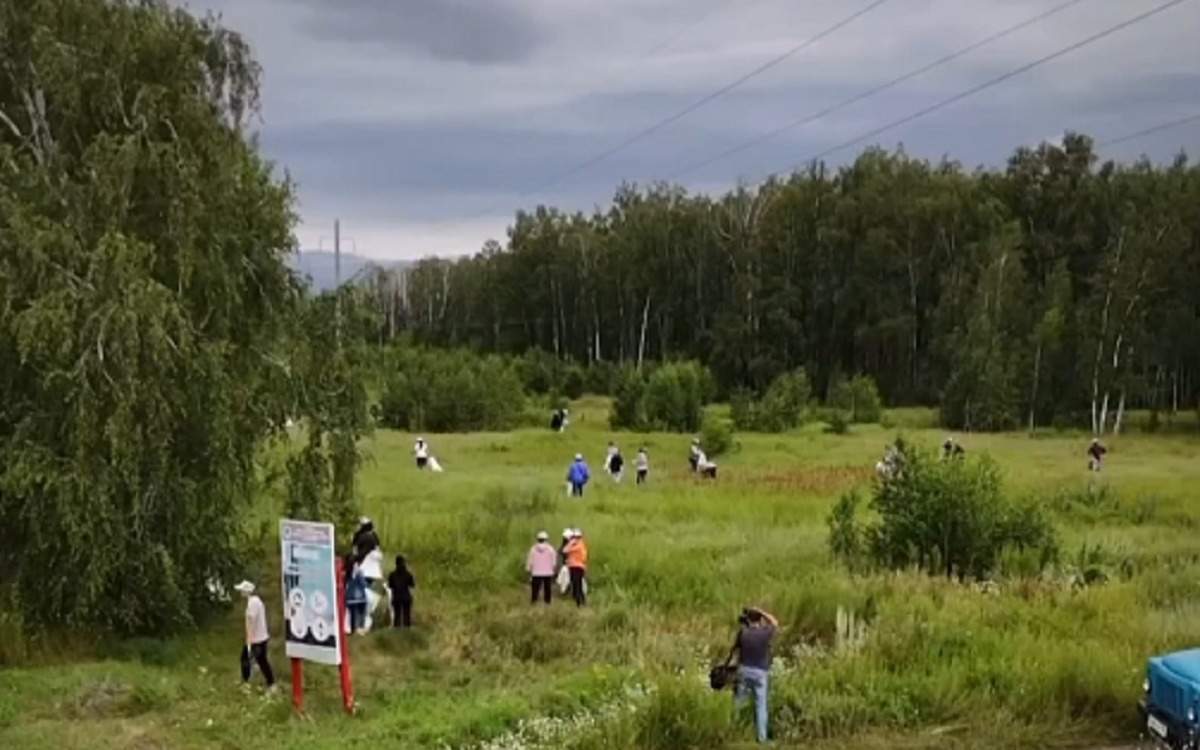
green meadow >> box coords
[2,399,1198,749]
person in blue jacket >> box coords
[566,453,590,498]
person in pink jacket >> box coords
[526,530,558,605]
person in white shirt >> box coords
[414,437,430,469]
[234,580,275,689]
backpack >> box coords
[709,663,737,691]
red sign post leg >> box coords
[290,658,304,713]
[335,558,354,714]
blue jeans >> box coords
[735,666,769,743]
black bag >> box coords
[709,664,736,691]
[240,645,252,681]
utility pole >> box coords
[334,218,342,348]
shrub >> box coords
[828,374,883,424]
[700,415,735,458]
[378,346,525,432]
[828,441,1057,579]
[732,368,812,432]
[610,367,648,430]
[609,361,714,432]
[825,410,850,435]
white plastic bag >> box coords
[429,456,444,473]
[556,565,571,593]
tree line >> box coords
[355,137,1200,433]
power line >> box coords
[1098,112,1200,147]
[773,0,1193,179]
[516,0,894,199]
[642,1,742,59]
[666,0,1091,180]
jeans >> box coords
[349,602,367,631]
[571,482,585,497]
[531,576,553,604]
[569,566,586,606]
[735,666,769,743]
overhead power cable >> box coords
[516,0,894,198]
[665,0,1091,180]
[1098,112,1200,147]
[772,0,1193,179]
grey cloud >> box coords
[292,0,544,64]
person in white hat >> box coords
[526,531,557,605]
[234,580,275,689]
[413,437,429,469]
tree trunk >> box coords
[636,294,651,372]
[1028,340,1042,432]
[1114,389,1127,435]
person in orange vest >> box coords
[564,529,589,607]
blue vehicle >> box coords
[1140,648,1200,749]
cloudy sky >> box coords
[180,0,1198,260]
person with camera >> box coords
[728,605,778,744]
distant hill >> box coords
[287,250,410,292]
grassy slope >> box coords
[2,399,1198,749]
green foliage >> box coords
[829,442,1058,578]
[609,367,647,430]
[825,410,850,435]
[699,415,734,459]
[0,1,307,633]
[828,374,883,424]
[731,368,812,432]
[377,345,525,432]
[609,362,713,432]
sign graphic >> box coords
[280,519,341,665]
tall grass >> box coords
[2,399,1198,748]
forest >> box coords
[355,139,1200,433]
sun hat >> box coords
[562,527,572,537]
[359,516,371,526]
[537,530,548,541]
[574,453,583,460]
[572,528,583,538]
[233,580,255,594]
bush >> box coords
[378,346,525,432]
[828,374,883,424]
[609,361,714,432]
[825,410,850,435]
[731,368,812,432]
[828,441,1057,579]
[700,415,735,458]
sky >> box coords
[178,0,1199,260]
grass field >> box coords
[2,398,1199,749]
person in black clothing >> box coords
[608,447,625,483]
[352,517,380,559]
[387,555,415,628]
[942,437,965,460]
[1087,438,1108,472]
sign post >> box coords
[280,519,349,713]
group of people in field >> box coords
[236,419,1116,745]
[875,435,1111,482]
[526,528,590,607]
[344,517,416,634]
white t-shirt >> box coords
[414,441,429,459]
[245,595,269,644]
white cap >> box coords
[562,527,572,537]
[359,516,371,526]
[575,453,583,460]
[233,580,255,594]
[572,528,583,538]
[537,530,548,541]
[417,437,424,442]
